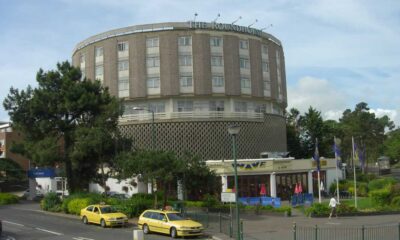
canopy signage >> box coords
[28,168,56,178]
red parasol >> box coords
[260,184,267,196]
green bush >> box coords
[61,193,104,214]
[391,196,400,208]
[116,197,153,218]
[369,187,392,207]
[41,192,62,212]
[185,201,203,208]
[358,182,369,197]
[305,203,330,217]
[390,183,400,199]
[336,202,357,214]
[67,198,93,215]
[201,194,218,209]
[0,193,19,205]
[368,178,397,192]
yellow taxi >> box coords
[138,209,204,238]
[80,204,128,228]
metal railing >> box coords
[119,111,265,123]
[293,222,400,240]
[184,211,244,239]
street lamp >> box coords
[133,107,155,150]
[228,124,241,240]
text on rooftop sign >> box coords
[189,21,264,37]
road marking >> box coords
[2,220,24,227]
[73,237,95,240]
[35,227,63,235]
[5,237,16,240]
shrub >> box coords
[185,201,203,208]
[336,202,357,214]
[391,196,400,208]
[369,187,391,207]
[67,198,93,215]
[390,183,400,199]
[41,192,61,212]
[116,197,153,218]
[368,178,397,192]
[61,192,104,214]
[305,203,330,217]
[201,194,218,209]
[0,193,19,205]
[358,182,368,197]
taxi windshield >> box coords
[167,213,185,221]
[100,206,118,213]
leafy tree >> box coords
[179,151,220,201]
[339,102,394,168]
[3,62,122,192]
[0,158,26,181]
[286,108,307,158]
[298,107,325,157]
[383,128,400,164]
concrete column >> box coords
[308,171,314,194]
[270,173,276,198]
[221,175,228,192]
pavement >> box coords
[4,200,400,240]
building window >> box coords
[264,80,271,91]
[235,101,247,112]
[254,103,266,113]
[239,40,249,49]
[146,37,159,48]
[241,77,251,89]
[210,37,222,47]
[178,36,192,46]
[118,42,128,52]
[95,65,103,77]
[211,56,223,66]
[262,61,269,72]
[212,76,224,87]
[180,75,193,87]
[118,77,129,98]
[147,77,160,88]
[148,102,165,113]
[240,58,250,69]
[209,100,224,111]
[262,44,268,55]
[80,53,85,63]
[118,60,129,71]
[95,47,103,57]
[146,56,160,67]
[179,55,192,66]
[177,100,193,112]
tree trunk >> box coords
[63,133,75,193]
[163,182,168,209]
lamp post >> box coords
[228,124,241,240]
[133,107,155,150]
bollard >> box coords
[133,229,144,240]
[293,222,296,240]
[219,212,222,233]
[315,224,318,240]
[362,225,365,240]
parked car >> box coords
[138,209,204,238]
[102,191,129,199]
[22,189,44,199]
[80,204,128,228]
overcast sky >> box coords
[1,0,399,127]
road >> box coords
[0,203,211,240]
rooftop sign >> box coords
[188,21,264,37]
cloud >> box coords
[287,76,348,114]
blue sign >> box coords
[28,168,56,178]
[239,197,281,208]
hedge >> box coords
[0,193,19,205]
[40,192,62,212]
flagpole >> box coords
[318,170,321,203]
[334,136,340,203]
[352,136,358,208]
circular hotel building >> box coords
[72,22,287,160]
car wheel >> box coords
[170,227,177,238]
[100,219,106,228]
[143,224,150,234]
[82,216,88,225]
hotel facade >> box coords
[72,22,287,160]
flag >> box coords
[313,138,320,171]
[359,144,366,169]
[333,138,342,168]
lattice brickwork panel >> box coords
[118,114,286,160]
